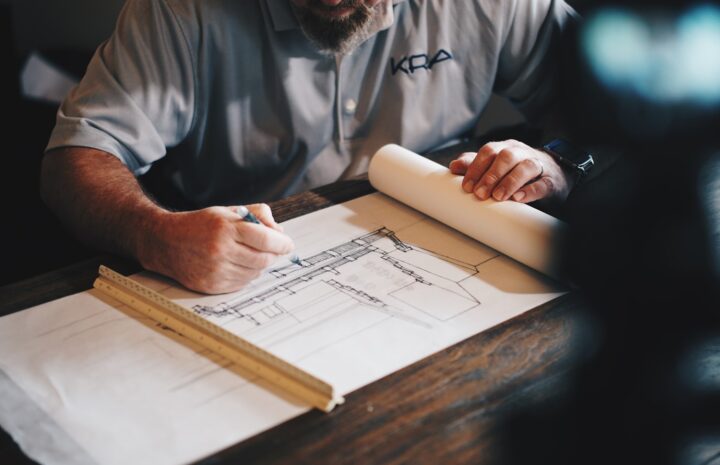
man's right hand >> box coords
[139,204,295,294]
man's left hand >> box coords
[449,139,572,203]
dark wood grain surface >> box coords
[0,142,582,465]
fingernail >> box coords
[493,188,506,201]
[475,185,488,199]
[513,191,526,201]
[463,180,475,192]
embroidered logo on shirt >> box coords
[390,49,453,75]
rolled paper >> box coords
[368,144,565,278]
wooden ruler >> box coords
[93,265,344,412]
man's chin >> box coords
[294,3,374,55]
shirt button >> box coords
[343,98,357,115]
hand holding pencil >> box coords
[236,206,301,266]
[139,204,296,294]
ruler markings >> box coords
[93,265,343,412]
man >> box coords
[41,0,576,294]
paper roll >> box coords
[368,144,565,278]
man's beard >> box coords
[292,0,375,55]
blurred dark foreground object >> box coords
[495,2,720,464]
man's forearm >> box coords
[40,147,167,263]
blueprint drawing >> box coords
[195,227,491,344]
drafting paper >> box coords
[0,151,566,465]
[369,144,565,276]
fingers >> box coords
[470,147,521,200]
[246,203,283,231]
[224,240,285,270]
[228,204,295,267]
[234,221,295,256]
[449,152,476,175]
[461,144,499,194]
[199,224,292,293]
[511,177,555,204]
[492,158,543,201]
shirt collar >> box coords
[267,0,407,32]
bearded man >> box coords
[41,0,577,294]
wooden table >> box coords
[0,145,583,465]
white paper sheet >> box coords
[0,148,566,465]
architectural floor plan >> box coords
[195,227,492,346]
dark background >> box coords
[0,0,129,287]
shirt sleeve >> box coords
[493,0,577,123]
[45,0,196,176]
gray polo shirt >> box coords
[47,0,574,208]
